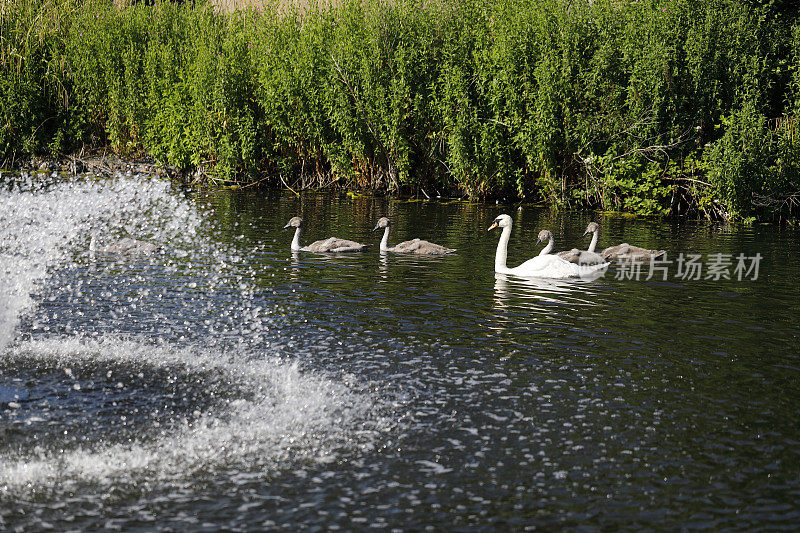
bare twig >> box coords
[752,190,800,208]
[279,173,300,196]
[662,176,713,188]
[484,117,510,127]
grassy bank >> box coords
[2,0,799,220]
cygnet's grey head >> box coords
[536,229,553,244]
[583,221,599,236]
[487,214,513,231]
[373,217,391,231]
[283,216,304,229]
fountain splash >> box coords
[0,175,391,502]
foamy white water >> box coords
[0,176,200,350]
[0,175,389,498]
[0,336,384,494]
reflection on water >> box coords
[2,177,800,530]
[492,272,603,315]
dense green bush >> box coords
[1,0,799,220]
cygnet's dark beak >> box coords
[283,222,292,229]
[487,221,498,231]
[583,229,590,236]
[536,237,543,245]
[373,223,382,232]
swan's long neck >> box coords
[495,225,512,272]
[379,226,391,252]
[587,230,599,253]
[290,227,303,251]
[538,237,554,256]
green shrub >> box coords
[704,101,800,219]
[1,0,799,220]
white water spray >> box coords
[0,175,390,497]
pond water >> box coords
[1,174,799,530]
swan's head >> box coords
[583,222,599,236]
[487,214,513,231]
[536,229,553,245]
[373,217,391,231]
[283,217,304,229]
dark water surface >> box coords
[1,176,799,530]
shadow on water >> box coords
[2,176,800,529]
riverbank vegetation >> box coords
[2,0,799,220]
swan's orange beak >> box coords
[487,221,498,231]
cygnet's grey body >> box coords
[564,221,666,262]
[601,243,666,262]
[373,217,455,255]
[284,216,368,253]
[556,222,607,265]
[90,232,160,255]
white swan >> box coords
[556,222,606,265]
[283,217,368,253]
[577,221,666,262]
[373,217,456,255]
[89,231,160,255]
[487,215,608,279]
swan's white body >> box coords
[488,215,608,279]
[284,217,368,253]
[373,217,455,255]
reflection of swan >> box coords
[373,217,455,255]
[287,251,303,281]
[579,221,666,262]
[89,231,160,255]
[283,217,368,253]
[378,252,389,281]
[491,273,605,326]
[488,215,608,279]
[493,272,602,309]
[556,222,606,265]
[494,273,579,301]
